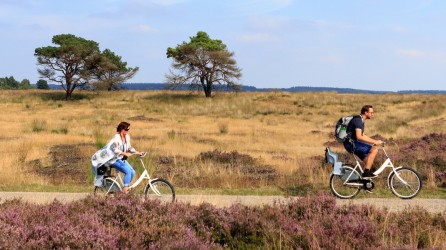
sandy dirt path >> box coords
[0,192,445,213]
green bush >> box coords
[31,119,47,132]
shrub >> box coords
[31,119,47,132]
[92,127,106,149]
[218,123,228,134]
[167,130,176,140]
[395,133,446,187]
[0,194,445,249]
[197,150,255,166]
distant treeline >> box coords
[1,76,50,90]
[46,83,446,94]
[0,76,33,89]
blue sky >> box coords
[1,0,445,91]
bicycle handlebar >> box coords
[129,152,147,158]
[374,141,386,147]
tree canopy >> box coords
[35,34,138,99]
[166,31,242,97]
[36,79,50,90]
[87,49,139,91]
[35,34,99,99]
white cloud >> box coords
[234,33,276,42]
[132,24,158,33]
[247,15,290,30]
[391,26,410,34]
[396,49,426,58]
[320,54,344,64]
[431,50,446,62]
[257,0,293,11]
[149,0,189,6]
[227,0,294,16]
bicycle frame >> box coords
[108,155,163,196]
[345,146,408,187]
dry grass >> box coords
[1,89,445,195]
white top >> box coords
[109,133,137,158]
[91,133,137,168]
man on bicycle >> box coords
[344,105,383,178]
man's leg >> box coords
[354,141,378,178]
[362,147,378,179]
[363,147,378,170]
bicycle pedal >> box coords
[365,190,373,194]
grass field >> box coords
[1,89,445,197]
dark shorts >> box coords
[344,140,372,160]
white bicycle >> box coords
[94,152,175,202]
[326,143,422,199]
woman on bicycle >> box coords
[111,121,144,193]
[96,121,143,194]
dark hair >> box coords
[117,121,130,132]
[361,105,373,114]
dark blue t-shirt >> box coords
[346,115,364,141]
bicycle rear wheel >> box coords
[94,178,121,196]
[330,165,361,199]
[389,167,422,199]
[144,179,175,202]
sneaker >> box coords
[362,171,377,179]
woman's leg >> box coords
[123,160,135,183]
[112,160,135,187]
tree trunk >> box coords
[204,89,212,98]
[204,81,212,98]
[66,89,73,100]
[65,81,72,100]
[65,79,76,100]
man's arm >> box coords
[355,129,382,145]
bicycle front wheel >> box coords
[330,165,361,199]
[389,167,422,199]
[144,179,175,202]
[94,178,121,196]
